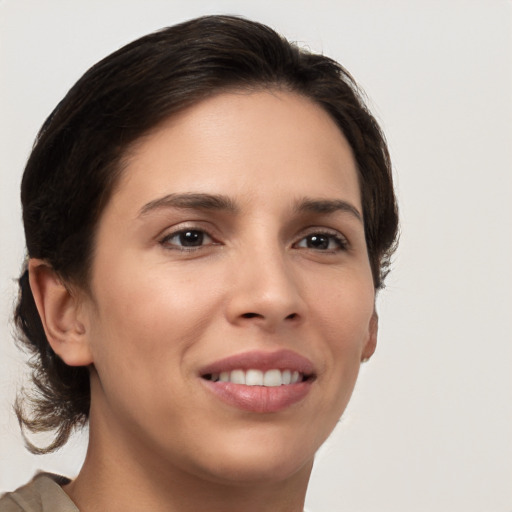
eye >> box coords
[160,229,215,250]
[294,232,347,251]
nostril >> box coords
[241,312,261,319]
[241,312,299,320]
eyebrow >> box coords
[294,197,363,222]
[138,193,239,217]
[138,192,362,223]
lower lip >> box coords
[201,379,312,413]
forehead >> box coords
[109,90,361,215]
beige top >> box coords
[0,474,78,512]
[1,474,311,511]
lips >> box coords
[199,349,315,413]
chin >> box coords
[201,451,314,486]
[187,424,319,485]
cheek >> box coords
[309,270,375,402]
[87,258,224,378]
[84,262,228,433]
[313,269,375,346]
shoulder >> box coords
[0,474,77,512]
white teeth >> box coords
[210,369,304,386]
[245,369,264,386]
[263,369,282,387]
[230,369,246,384]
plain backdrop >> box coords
[1,1,511,511]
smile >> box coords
[199,350,316,413]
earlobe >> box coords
[361,311,378,362]
[28,259,93,366]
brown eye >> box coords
[177,230,205,247]
[161,229,214,250]
[295,232,347,251]
[306,234,329,250]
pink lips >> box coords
[199,349,315,413]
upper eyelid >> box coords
[156,221,218,240]
[299,225,345,235]
[160,227,216,243]
[161,229,213,240]
[295,232,347,246]
[295,226,348,240]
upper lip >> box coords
[199,349,315,377]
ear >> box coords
[361,311,378,362]
[28,258,93,366]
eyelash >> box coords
[294,230,348,252]
[159,228,217,252]
[159,227,348,253]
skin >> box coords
[30,90,377,512]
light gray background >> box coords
[1,1,511,510]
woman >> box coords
[1,15,398,512]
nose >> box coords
[224,244,306,332]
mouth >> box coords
[202,369,311,386]
[199,350,316,413]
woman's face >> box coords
[80,90,377,484]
